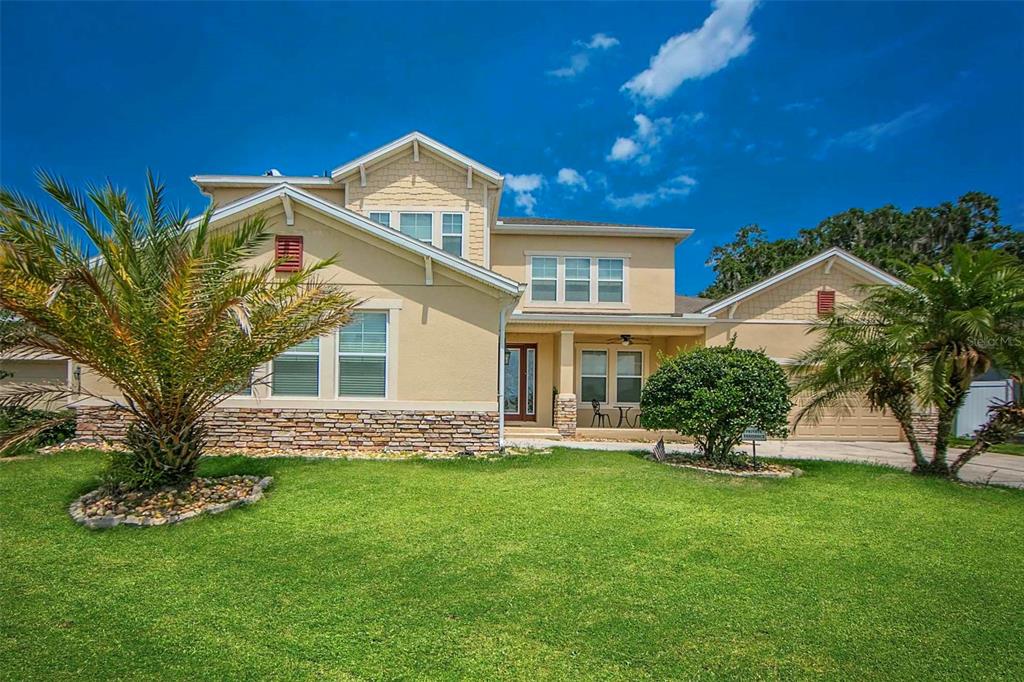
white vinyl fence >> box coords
[956,379,1017,437]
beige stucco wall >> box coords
[77,207,506,409]
[490,234,677,314]
[343,149,492,267]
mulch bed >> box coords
[662,454,802,478]
[69,475,272,529]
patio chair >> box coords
[590,399,611,427]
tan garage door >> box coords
[788,398,903,441]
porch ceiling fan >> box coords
[603,334,650,346]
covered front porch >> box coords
[502,317,706,437]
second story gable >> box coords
[192,131,692,314]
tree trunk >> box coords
[118,414,207,489]
[890,400,928,471]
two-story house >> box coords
[4,132,908,451]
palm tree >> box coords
[791,246,1024,478]
[0,172,356,488]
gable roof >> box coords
[675,295,714,314]
[700,247,904,315]
[330,131,503,184]
[194,183,523,297]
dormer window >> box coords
[399,212,433,244]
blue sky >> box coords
[2,1,1022,294]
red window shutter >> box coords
[275,235,303,272]
[817,289,836,315]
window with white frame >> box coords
[616,351,643,403]
[441,213,464,256]
[369,211,391,228]
[272,338,319,396]
[399,212,432,244]
[564,257,591,302]
[580,350,608,403]
[530,256,558,302]
[598,258,624,303]
[338,311,388,397]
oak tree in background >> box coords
[702,192,1024,299]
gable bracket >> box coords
[466,166,473,189]
[281,194,294,226]
[824,257,834,274]
[728,302,739,319]
[359,163,367,187]
[413,139,419,162]
[424,256,433,286]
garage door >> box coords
[788,397,903,441]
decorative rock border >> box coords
[69,475,273,529]
[665,461,802,478]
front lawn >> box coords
[3,449,1023,680]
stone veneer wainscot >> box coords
[74,406,500,453]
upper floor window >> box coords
[564,258,591,302]
[441,213,464,257]
[369,211,391,228]
[598,258,624,303]
[399,212,432,244]
[528,255,626,305]
[272,338,319,397]
[530,257,558,301]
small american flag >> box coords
[652,437,666,462]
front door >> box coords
[504,344,537,421]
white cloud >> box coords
[622,0,758,103]
[556,167,589,190]
[606,113,673,165]
[548,32,620,78]
[587,32,620,50]
[607,137,641,162]
[818,104,940,157]
[606,174,698,209]
[505,173,544,214]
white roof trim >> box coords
[494,222,693,242]
[191,175,333,189]
[701,247,904,315]
[510,312,711,326]
[330,131,503,184]
[194,183,523,296]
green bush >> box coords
[640,344,792,463]
[0,406,76,457]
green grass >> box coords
[950,436,1024,456]
[3,449,1024,680]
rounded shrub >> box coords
[640,344,792,462]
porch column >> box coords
[555,330,577,437]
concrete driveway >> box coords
[506,437,1024,489]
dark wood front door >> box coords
[504,344,537,421]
